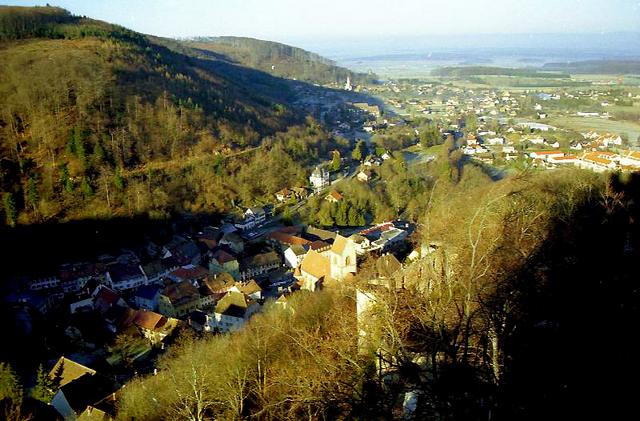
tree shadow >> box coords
[489,172,640,419]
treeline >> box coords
[543,59,640,74]
[0,5,75,40]
[432,65,571,78]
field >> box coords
[549,116,640,145]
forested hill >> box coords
[542,59,640,74]
[0,6,348,226]
[432,65,570,78]
[185,36,375,85]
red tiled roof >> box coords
[214,250,236,264]
[325,191,343,201]
[171,266,208,280]
[133,310,167,331]
[267,231,311,246]
[309,240,331,251]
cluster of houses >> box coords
[457,123,638,174]
[573,131,623,150]
[27,218,413,420]
[46,356,121,419]
[373,82,524,120]
[529,149,640,172]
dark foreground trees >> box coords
[114,168,640,419]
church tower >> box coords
[344,76,353,91]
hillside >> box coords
[185,36,375,85]
[0,6,345,225]
[112,167,640,420]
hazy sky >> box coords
[4,0,640,43]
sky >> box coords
[4,0,640,45]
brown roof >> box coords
[276,225,304,235]
[214,249,237,264]
[161,281,199,303]
[170,266,208,281]
[325,191,343,202]
[305,226,337,242]
[133,310,167,331]
[94,287,120,306]
[309,240,331,251]
[331,234,350,256]
[267,231,311,246]
[239,280,262,295]
[300,249,330,280]
[376,254,402,278]
[242,251,280,269]
[49,357,96,388]
[205,273,236,292]
[215,291,251,314]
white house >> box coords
[357,170,372,182]
[29,276,60,291]
[328,235,358,280]
[294,234,358,291]
[209,289,260,333]
[310,166,330,191]
[235,207,267,231]
[106,263,148,291]
[486,137,505,145]
[548,155,579,165]
[619,151,640,168]
[529,151,564,161]
[284,245,306,268]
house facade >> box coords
[310,166,330,191]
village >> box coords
[1,166,416,418]
[2,71,639,419]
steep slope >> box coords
[185,36,375,85]
[0,6,332,224]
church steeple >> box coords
[344,76,353,91]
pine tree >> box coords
[60,163,73,193]
[114,168,125,190]
[331,150,341,172]
[26,176,39,214]
[335,201,349,226]
[0,362,22,404]
[317,204,334,227]
[3,192,17,227]
[282,206,293,226]
[31,364,55,403]
[93,139,105,163]
[348,206,365,226]
[351,141,365,162]
[81,178,93,198]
